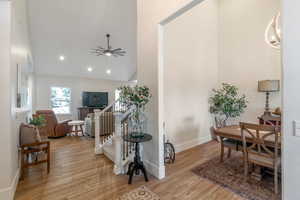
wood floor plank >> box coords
[15,136,243,200]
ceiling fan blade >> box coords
[112,48,122,52]
[90,50,104,55]
[115,53,126,56]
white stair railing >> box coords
[113,109,135,174]
[94,101,116,154]
[94,101,134,174]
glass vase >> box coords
[129,106,147,138]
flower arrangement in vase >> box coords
[118,85,152,138]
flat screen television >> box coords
[82,92,108,108]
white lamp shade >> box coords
[258,80,280,92]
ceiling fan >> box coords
[91,34,126,57]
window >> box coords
[115,89,121,101]
[50,87,71,114]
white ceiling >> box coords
[27,0,137,81]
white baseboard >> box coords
[144,160,165,180]
[174,135,212,153]
[142,136,211,180]
[0,169,20,200]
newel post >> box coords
[94,112,103,154]
[113,113,123,174]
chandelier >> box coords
[265,12,281,49]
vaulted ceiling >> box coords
[27,0,137,81]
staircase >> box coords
[94,101,135,175]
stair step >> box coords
[103,144,115,162]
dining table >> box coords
[215,125,281,147]
[215,125,281,180]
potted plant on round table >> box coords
[209,83,248,128]
[118,85,152,138]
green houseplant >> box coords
[209,83,248,128]
[29,115,46,141]
[118,85,152,138]
[29,115,46,127]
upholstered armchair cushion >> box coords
[35,110,71,138]
[55,120,72,136]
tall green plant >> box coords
[209,83,248,127]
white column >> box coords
[113,113,123,174]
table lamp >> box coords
[258,80,280,115]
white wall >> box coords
[282,0,300,199]
[219,0,281,124]
[35,74,132,120]
[0,0,34,199]
[163,0,218,152]
[0,2,13,198]
[138,0,207,179]
[163,0,281,153]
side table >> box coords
[123,133,152,184]
[68,120,85,136]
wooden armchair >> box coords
[35,110,71,138]
[240,122,281,194]
[19,123,50,179]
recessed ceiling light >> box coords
[106,69,111,75]
[59,55,65,61]
[87,67,93,72]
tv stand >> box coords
[77,107,104,120]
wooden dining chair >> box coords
[19,123,50,179]
[211,127,242,162]
[240,122,281,194]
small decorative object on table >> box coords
[209,83,248,128]
[118,85,152,138]
[123,133,152,184]
[273,107,281,116]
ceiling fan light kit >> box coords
[91,34,126,57]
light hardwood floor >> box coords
[15,136,243,200]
